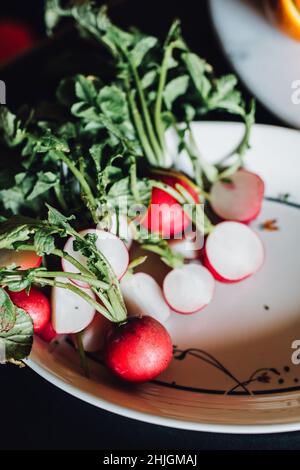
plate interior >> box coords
[29,122,300,432]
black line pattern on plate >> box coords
[172,347,280,396]
[61,197,300,396]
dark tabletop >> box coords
[0,0,299,450]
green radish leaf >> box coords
[0,288,16,332]
[27,171,59,201]
[182,52,212,100]
[0,224,31,250]
[0,107,27,147]
[141,69,157,89]
[34,229,55,256]
[130,36,157,67]
[97,85,129,124]
[46,204,75,235]
[0,307,33,362]
[75,75,98,103]
[163,75,189,110]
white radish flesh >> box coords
[210,170,264,223]
[121,272,170,323]
[163,264,215,314]
[204,221,264,282]
[72,314,110,352]
[62,229,129,287]
[51,278,96,334]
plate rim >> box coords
[208,0,300,129]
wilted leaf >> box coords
[0,307,33,362]
[0,288,16,332]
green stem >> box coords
[129,157,140,202]
[34,277,118,321]
[129,59,163,163]
[54,184,68,212]
[32,271,109,290]
[76,331,90,378]
[175,183,214,235]
[126,88,157,166]
[154,43,174,152]
[18,244,96,280]
[55,151,99,223]
[150,180,186,204]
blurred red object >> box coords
[0,20,34,64]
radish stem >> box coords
[76,331,90,378]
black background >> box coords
[0,0,299,450]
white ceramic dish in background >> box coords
[27,122,300,433]
[209,0,300,128]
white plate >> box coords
[27,122,300,433]
[209,0,300,128]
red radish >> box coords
[0,20,34,64]
[169,230,203,260]
[163,264,215,314]
[204,221,264,283]
[72,314,110,352]
[37,321,57,343]
[8,287,50,333]
[62,229,129,287]
[0,249,42,270]
[105,316,173,382]
[51,278,95,334]
[121,273,170,323]
[141,172,199,238]
[210,169,265,223]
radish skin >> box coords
[142,173,199,238]
[105,316,173,382]
[210,170,265,223]
[204,221,264,283]
[8,287,50,333]
[163,264,215,314]
[121,272,170,323]
[37,321,58,343]
[62,229,129,287]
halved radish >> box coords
[210,169,265,223]
[169,230,203,260]
[0,249,42,270]
[141,172,199,238]
[121,272,170,323]
[51,278,95,334]
[163,264,215,314]
[72,313,110,352]
[107,213,133,250]
[62,229,129,287]
[204,221,264,283]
